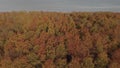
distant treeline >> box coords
[0,12,120,68]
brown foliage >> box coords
[0,12,120,68]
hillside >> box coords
[0,12,120,68]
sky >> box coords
[0,0,120,12]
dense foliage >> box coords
[0,12,120,68]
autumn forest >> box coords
[0,12,120,68]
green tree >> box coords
[81,57,94,68]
